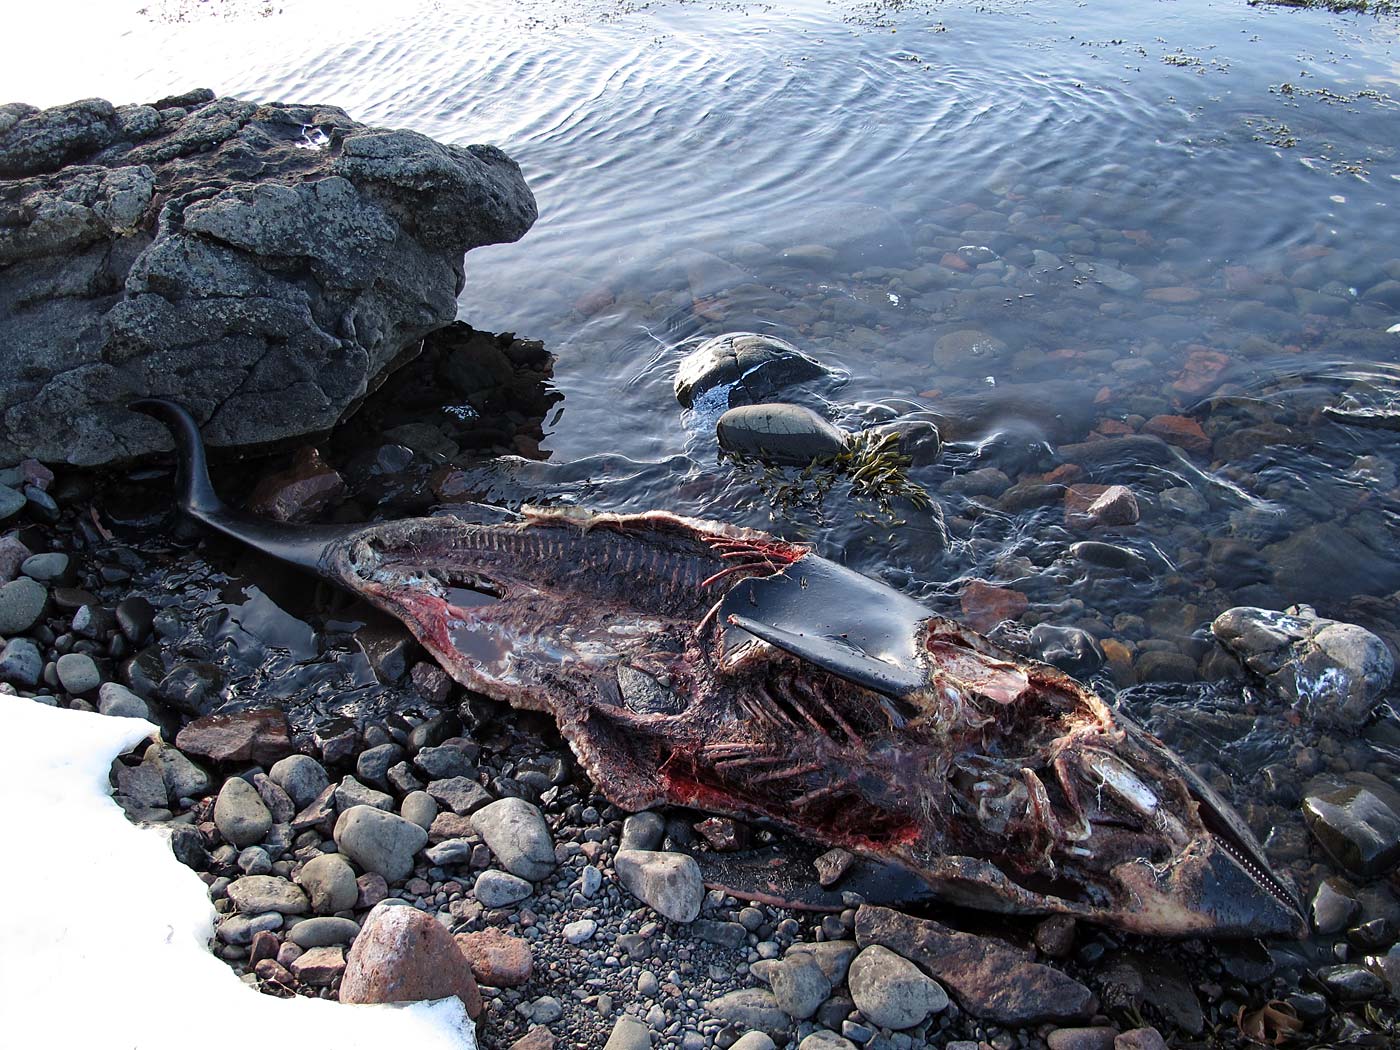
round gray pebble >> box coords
[0,577,46,635]
[55,652,101,694]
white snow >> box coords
[0,699,476,1050]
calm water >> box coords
[13,0,1400,942]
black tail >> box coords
[129,398,359,577]
[129,399,225,522]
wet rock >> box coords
[770,951,832,1020]
[269,754,329,810]
[674,332,830,409]
[716,403,850,465]
[848,944,948,1029]
[1097,952,1203,1035]
[1211,605,1394,728]
[469,797,555,880]
[333,804,428,882]
[1261,523,1400,603]
[705,989,790,1035]
[932,328,1008,371]
[296,852,359,915]
[1312,878,1360,935]
[455,928,533,987]
[114,596,155,643]
[340,905,482,1017]
[156,662,224,715]
[615,849,704,922]
[695,816,749,852]
[474,869,533,908]
[176,708,292,765]
[214,777,272,847]
[0,93,536,468]
[1141,415,1210,455]
[868,419,942,466]
[143,742,210,802]
[1317,964,1385,1001]
[1303,785,1400,878]
[0,577,46,634]
[855,905,1096,1024]
[248,448,347,523]
[959,580,1028,633]
[227,875,309,915]
[1064,484,1139,528]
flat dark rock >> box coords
[854,905,1097,1025]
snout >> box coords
[1110,836,1306,938]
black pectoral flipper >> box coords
[719,555,931,699]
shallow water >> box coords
[13,0,1400,985]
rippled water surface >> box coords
[13,0,1400,970]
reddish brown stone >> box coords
[288,947,337,983]
[429,811,475,843]
[940,252,971,272]
[1171,348,1230,397]
[356,872,389,910]
[290,783,338,835]
[341,907,482,1018]
[1142,414,1211,455]
[249,929,280,967]
[509,1028,557,1050]
[175,709,292,765]
[455,927,533,988]
[1223,265,1267,294]
[292,945,346,987]
[254,958,295,987]
[959,581,1028,633]
[695,816,749,852]
[1034,914,1076,958]
[1065,484,1139,529]
[249,447,347,523]
[1145,285,1202,304]
[1039,464,1084,485]
[573,286,615,317]
[1093,419,1135,438]
[856,904,1097,1025]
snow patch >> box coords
[0,699,476,1050]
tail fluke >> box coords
[128,398,357,576]
[129,398,225,524]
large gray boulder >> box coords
[0,90,536,466]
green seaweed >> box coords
[730,429,932,523]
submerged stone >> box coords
[717,403,850,465]
[674,332,831,408]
